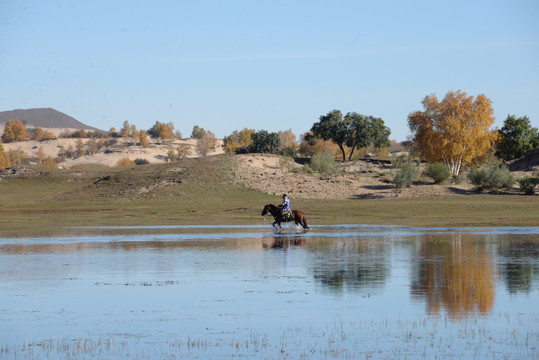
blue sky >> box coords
[1,1,538,141]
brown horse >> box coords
[261,204,309,229]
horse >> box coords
[261,204,309,229]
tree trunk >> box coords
[338,144,346,162]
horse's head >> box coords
[261,204,270,216]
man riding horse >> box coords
[278,194,291,220]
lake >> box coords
[1,224,538,359]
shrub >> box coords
[468,165,515,192]
[279,156,295,172]
[518,177,539,195]
[452,174,463,184]
[308,151,338,175]
[116,157,135,167]
[40,156,58,168]
[134,158,150,165]
[280,146,298,158]
[167,149,179,162]
[392,155,420,189]
[426,162,451,184]
[393,161,419,189]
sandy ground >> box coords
[3,138,224,168]
[232,153,476,199]
[3,136,535,200]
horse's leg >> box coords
[301,216,309,229]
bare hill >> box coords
[0,108,99,131]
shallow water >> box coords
[1,225,538,359]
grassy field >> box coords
[0,154,537,237]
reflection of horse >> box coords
[267,236,306,248]
[261,204,309,229]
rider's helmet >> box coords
[283,194,287,199]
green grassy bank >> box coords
[0,155,537,237]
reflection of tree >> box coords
[498,236,539,294]
[411,235,495,317]
[311,238,389,293]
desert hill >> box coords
[0,108,99,131]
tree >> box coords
[0,144,10,169]
[75,139,85,157]
[177,144,192,159]
[370,117,391,149]
[121,121,130,141]
[28,127,55,141]
[278,129,297,150]
[298,132,341,158]
[1,120,27,143]
[147,121,174,140]
[345,112,372,160]
[312,110,391,161]
[139,130,150,148]
[495,115,538,161]
[311,110,349,161]
[249,130,280,154]
[8,148,28,165]
[191,125,204,139]
[407,90,496,175]
[108,127,119,138]
[223,128,255,154]
[196,129,218,156]
[86,138,98,155]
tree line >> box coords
[1,89,538,176]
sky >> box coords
[1,1,538,141]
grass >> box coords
[1,154,538,237]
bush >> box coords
[468,165,515,192]
[116,157,135,167]
[393,161,419,189]
[392,155,420,190]
[279,156,296,172]
[518,177,539,195]
[308,152,338,175]
[280,146,298,158]
[426,162,451,184]
[134,158,150,165]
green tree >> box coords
[312,110,391,161]
[249,130,280,154]
[371,117,392,149]
[345,113,391,160]
[311,110,349,161]
[191,125,204,139]
[495,115,538,161]
[345,112,372,160]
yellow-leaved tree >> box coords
[408,90,496,175]
[1,120,27,143]
[0,144,11,169]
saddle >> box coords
[282,211,292,220]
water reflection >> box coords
[410,234,495,317]
[498,237,539,294]
[0,226,538,359]
[263,235,306,249]
[309,237,390,294]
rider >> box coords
[279,194,291,220]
